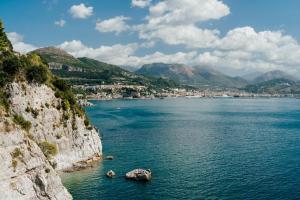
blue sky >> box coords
[1,0,300,76]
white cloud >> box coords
[148,0,230,26]
[138,24,220,48]
[69,3,93,19]
[57,39,199,67]
[135,0,229,48]
[131,0,152,8]
[95,16,130,34]
[57,24,300,76]
[7,32,37,54]
[54,19,66,27]
[57,40,139,66]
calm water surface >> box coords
[61,98,300,200]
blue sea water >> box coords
[61,98,300,200]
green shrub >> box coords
[13,114,31,131]
[53,78,70,92]
[26,65,49,84]
[84,117,90,127]
[62,100,70,111]
[38,141,58,158]
[11,159,17,171]
[0,90,9,111]
[2,54,22,77]
[11,148,23,158]
[0,20,13,52]
[0,72,9,87]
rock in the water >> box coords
[125,169,152,181]
[106,155,114,160]
[106,170,116,178]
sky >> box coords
[1,0,300,76]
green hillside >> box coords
[32,47,179,89]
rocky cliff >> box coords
[0,20,102,199]
[8,82,102,170]
[0,82,102,200]
[0,108,72,199]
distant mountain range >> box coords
[245,79,300,94]
[136,63,248,89]
[251,70,297,83]
[32,47,179,89]
[32,47,300,94]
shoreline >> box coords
[86,95,300,101]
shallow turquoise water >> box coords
[61,98,300,200]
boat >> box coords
[106,170,116,178]
[125,169,152,181]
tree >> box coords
[0,20,13,52]
[26,65,49,84]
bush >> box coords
[13,114,31,131]
[2,54,22,77]
[11,159,17,171]
[0,90,9,111]
[11,148,23,158]
[62,100,70,111]
[38,141,58,158]
[84,118,90,127]
[0,72,9,87]
[52,78,70,92]
[26,65,49,84]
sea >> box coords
[61,98,300,200]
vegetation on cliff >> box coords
[0,20,86,128]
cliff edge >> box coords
[0,20,102,199]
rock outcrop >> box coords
[0,81,103,199]
[8,82,102,170]
[0,110,72,199]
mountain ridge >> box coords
[136,63,249,88]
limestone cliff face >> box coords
[8,82,102,170]
[0,111,72,199]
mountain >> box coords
[244,78,300,94]
[252,70,297,83]
[32,47,178,89]
[136,63,248,88]
[241,72,264,82]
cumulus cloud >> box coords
[54,19,66,27]
[57,40,139,66]
[131,0,152,8]
[7,32,37,54]
[95,16,130,34]
[57,24,300,76]
[137,24,220,48]
[57,39,198,67]
[148,0,230,26]
[69,3,93,19]
[134,0,229,48]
